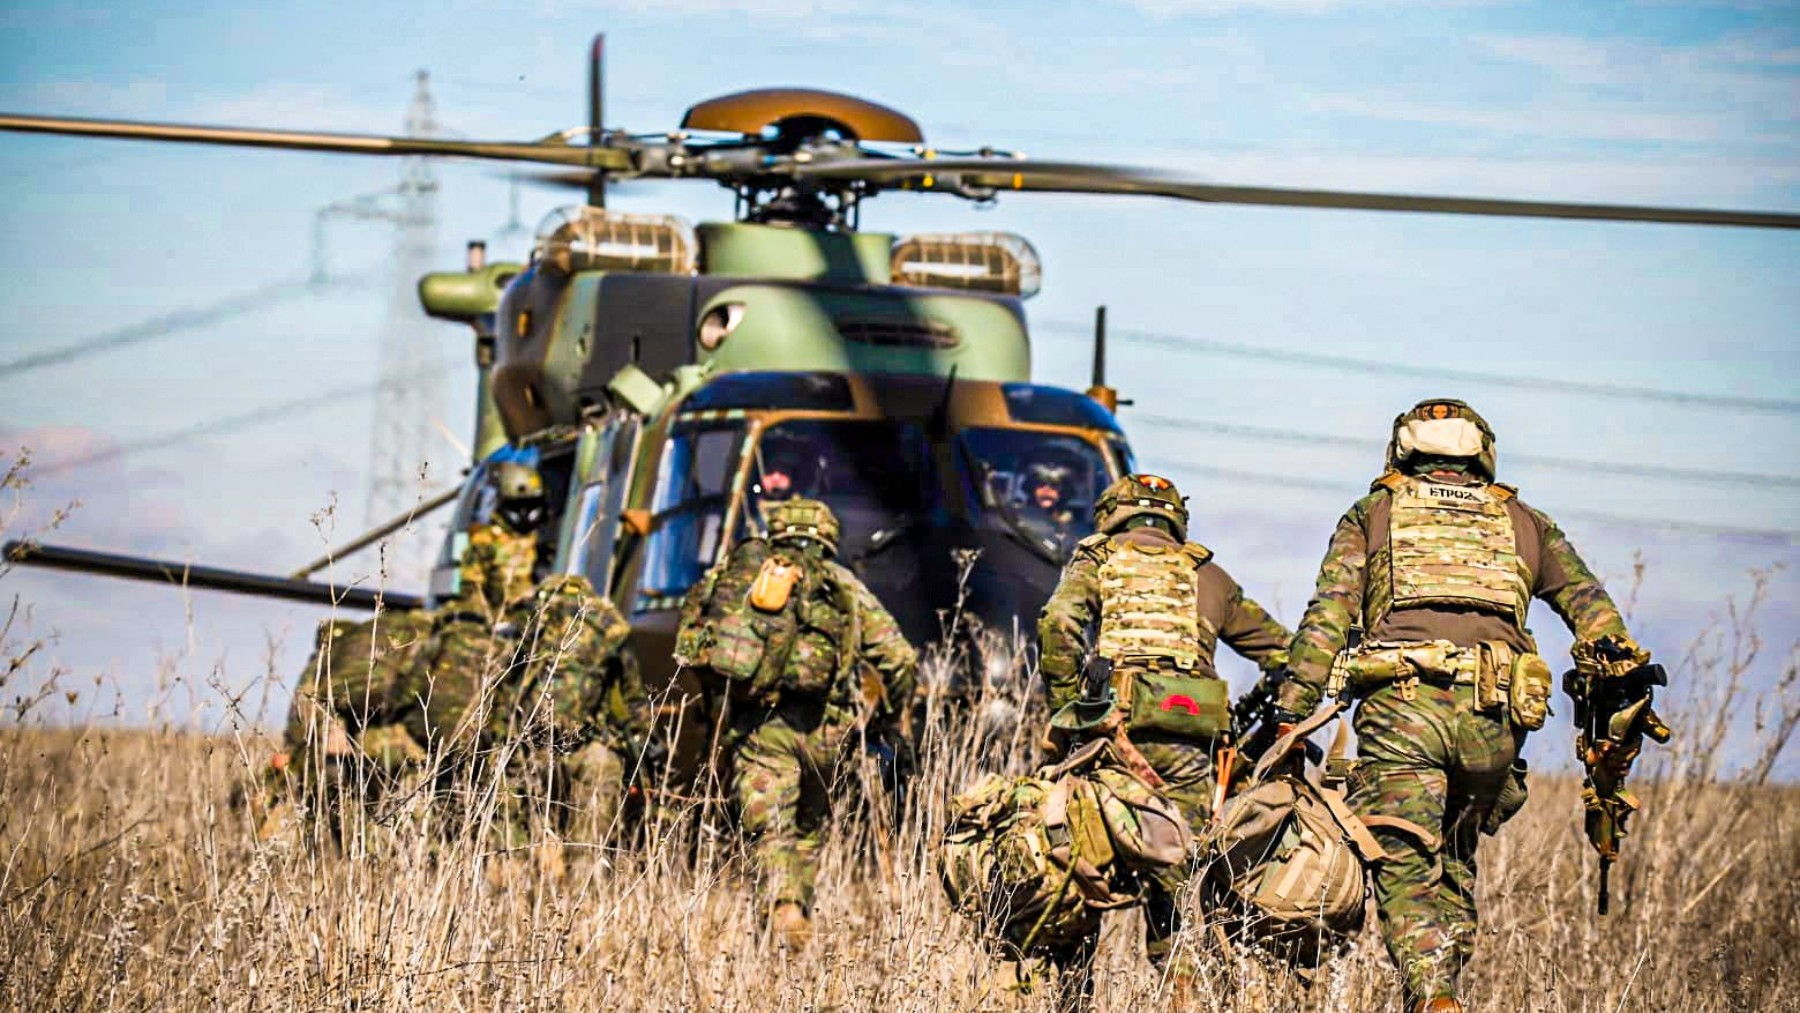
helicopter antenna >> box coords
[588,33,606,209]
[1086,305,1122,413]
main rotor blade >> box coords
[800,158,1800,230]
[290,485,461,579]
[0,112,634,171]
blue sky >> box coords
[0,1,1795,773]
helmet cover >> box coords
[763,497,841,557]
[1092,473,1189,541]
[1385,399,1497,480]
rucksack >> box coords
[674,541,858,698]
[1204,704,1386,967]
[289,610,436,736]
[940,739,1192,954]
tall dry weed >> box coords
[1,474,1794,1011]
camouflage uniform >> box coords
[419,574,643,848]
[1275,400,1637,1010]
[676,500,918,926]
[1038,474,1291,966]
[457,521,540,614]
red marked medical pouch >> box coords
[1126,669,1231,739]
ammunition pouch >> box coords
[1118,661,1231,740]
[1333,639,1550,728]
[1508,652,1554,731]
[704,611,770,684]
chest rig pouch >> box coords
[1096,538,1231,739]
[1367,476,1531,631]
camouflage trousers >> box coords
[1348,681,1523,1005]
[1135,736,1218,964]
[732,703,856,909]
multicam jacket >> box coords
[1278,471,1630,715]
[1039,525,1291,712]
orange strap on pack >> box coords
[749,557,803,612]
[1210,744,1237,825]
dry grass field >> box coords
[2,452,1795,1012]
[2,621,1795,1013]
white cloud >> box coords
[1308,94,1737,144]
[1116,0,1502,14]
[1475,31,1799,122]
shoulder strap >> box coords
[1180,541,1215,566]
[1488,482,1518,501]
[1360,814,1441,852]
[1371,470,1407,493]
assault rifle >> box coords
[1563,647,1672,915]
[1232,668,1321,768]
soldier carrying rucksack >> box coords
[1037,472,1292,970]
[674,498,918,949]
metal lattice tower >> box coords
[364,70,445,579]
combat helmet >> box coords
[489,460,548,533]
[1093,473,1189,541]
[1385,398,1497,480]
[764,498,841,557]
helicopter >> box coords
[4,35,1797,713]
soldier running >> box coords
[1267,398,1652,1013]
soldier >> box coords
[674,498,918,949]
[457,459,548,612]
[1037,472,1291,971]
[1019,453,1082,555]
[1269,398,1650,1013]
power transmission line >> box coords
[1132,414,1800,488]
[36,360,459,478]
[1039,320,1800,415]
[0,277,365,379]
[1160,460,1796,542]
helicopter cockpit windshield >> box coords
[959,429,1109,558]
[638,420,745,601]
[746,419,936,556]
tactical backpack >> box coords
[674,539,858,698]
[940,739,1192,954]
[1204,704,1386,967]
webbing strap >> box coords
[1318,785,1388,863]
[1361,814,1442,852]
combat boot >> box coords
[1413,998,1464,1013]
[771,901,813,950]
